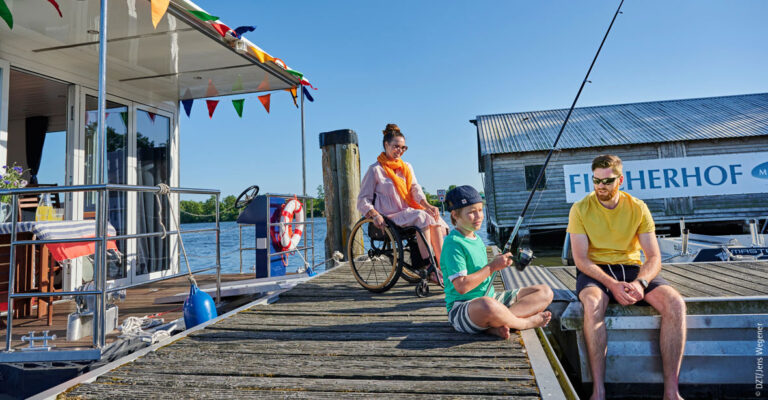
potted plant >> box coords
[0,164,28,222]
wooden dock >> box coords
[545,261,768,297]
[61,266,548,399]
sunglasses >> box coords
[592,176,620,185]
[389,144,408,152]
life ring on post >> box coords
[278,197,304,251]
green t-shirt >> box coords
[441,229,494,312]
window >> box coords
[525,165,546,190]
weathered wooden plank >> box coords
[66,375,540,397]
[664,264,768,296]
[165,339,525,357]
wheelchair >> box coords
[347,215,444,297]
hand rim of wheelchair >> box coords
[347,217,403,293]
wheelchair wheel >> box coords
[347,218,403,293]
[416,281,429,297]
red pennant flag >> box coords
[148,112,156,123]
[47,0,63,18]
[210,22,232,38]
[258,94,271,113]
[206,100,219,119]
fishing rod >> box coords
[489,0,626,288]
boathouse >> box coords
[472,93,768,244]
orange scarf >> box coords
[377,153,424,210]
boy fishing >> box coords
[441,185,553,339]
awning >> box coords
[0,0,301,103]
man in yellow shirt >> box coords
[567,154,687,400]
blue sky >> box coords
[168,0,768,199]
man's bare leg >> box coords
[579,286,610,400]
[644,286,686,400]
[508,285,554,318]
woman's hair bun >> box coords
[382,123,400,136]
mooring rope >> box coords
[155,183,196,287]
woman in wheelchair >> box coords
[357,123,449,283]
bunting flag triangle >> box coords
[300,77,317,90]
[205,79,219,97]
[258,94,271,113]
[151,0,170,28]
[249,45,274,64]
[232,99,244,118]
[148,112,157,123]
[120,112,128,128]
[232,75,243,91]
[181,88,193,117]
[0,0,12,30]
[302,86,314,102]
[286,69,303,80]
[233,26,255,39]
[206,100,219,119]
[181,99,193,117]
[47,0,63,17]
[210,22,232,38]
[285,88,298,108]
[188,10,218,21]
[256,73,270,91]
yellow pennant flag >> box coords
[151,0,170,28]
[249,45,274,64]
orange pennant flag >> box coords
[258,94,271,113]
[151,0,170,28]
[285,88,298,108]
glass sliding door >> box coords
[135,109,171,276]
[84,95,127,280]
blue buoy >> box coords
[183,284,218,328]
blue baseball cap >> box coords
[445,185,483,211]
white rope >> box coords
[118,316,175,344]
[156,183,196,287]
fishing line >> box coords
[486,0,625,294]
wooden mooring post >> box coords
[319,129,360,264]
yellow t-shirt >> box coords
[566,191,655,266]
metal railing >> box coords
[1,184,221,363]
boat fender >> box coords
[279,198,304,251]
[183,284,218,328]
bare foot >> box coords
[487,326,511,340]
[663,392,684,400]
[526,311,552,329]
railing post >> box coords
[215,194,221,304]
[239,224,243,274]
[4,194,18,351]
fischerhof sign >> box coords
[563,152,768,203]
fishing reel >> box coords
[514,247,535,271]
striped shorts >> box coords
[448,289,520,334]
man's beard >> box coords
[595,184,619,202]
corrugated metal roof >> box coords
[476,93,768,156]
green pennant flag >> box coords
[232,99,244,118]
[0,0,13,29]
[187,10,218,22]
[232,74,243,91]
[120,112,128,128]
[286,69,303,80]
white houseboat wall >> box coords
[473,93,768,247]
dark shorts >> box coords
[576,264,669,305]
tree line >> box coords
[178,184,481,223]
